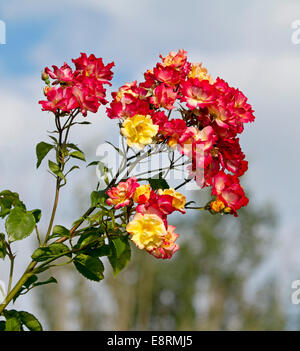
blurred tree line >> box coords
[35,190,286,330]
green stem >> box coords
[35,225,42,247]
[5,243,15,297]
[7,256,14,296]
[0,261,37,315]
[43,179,60,245]
[0,284,5,302]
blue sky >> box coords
[0,0,300,326]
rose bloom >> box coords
[126,213,167,251]
[157,188,186,213]
[161,119,187,148]
[45,63,74,84]
[181,78,216,109]
[121,114,159,149]
[133,184,151,204]
[149,83,177,110]
[150,225,179,259]
[188,62,214,84]
[160,49,187,68]
[106,177,139,209]
[153,63,182,86]
[212,171,249,215]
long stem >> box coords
[43,179,60,245]
[7,258,14,297]
[35,225,42,247]
[0,261,37,314]
[0,114,71,315]
[0,284,5,302]
[62,110,79,147]
[5,244,15,297]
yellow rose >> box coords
[121,114,159,150]
[126,213,166,251]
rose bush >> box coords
[0,49,254,331]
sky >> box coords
[0,0,300,327]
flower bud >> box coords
[41,71,49,81]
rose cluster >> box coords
[106,178,186,259]
[39,53,114,116]
[107,49,254,217]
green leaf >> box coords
[52,225,70,237]
[36,142,53,168]
[69,150,86,161]
[87,161,99,167]
[0,198,11,218]
[31,243,71,262]
[110,237,128,258]
[5,207,36,242]
[76,232,102,249]
[32,277,57,288]
[71,121,91,126]
[88,244,111,257]
[30,209,42,224]
[73,254,104,282]
[0,190,26,212]
[13,275,56,298]
[77,121,91,125]
[105,140,124,157]
[3,310,22,331]
[47,224,70,241]
[66,143,82,152]
[0,321,5,331]
[90,190,107,207]
[19,311,43,331]
[48,160,64,179]
[12,287,25,303]
[23,275,38,289]
[48,135,58,143]
[108,236,131,276]
[148,173,170,190]
[65,165,80,176]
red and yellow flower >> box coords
[106,177,139,209]
[133,184,151,204]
